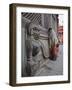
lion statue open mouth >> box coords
[25,23,59,76]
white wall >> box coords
[0,0,72,90]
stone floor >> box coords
[34,45,63,76]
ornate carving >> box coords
[26,22,50,76]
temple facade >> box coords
[22,13,58,32]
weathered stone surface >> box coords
[34,45,63,76]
